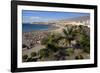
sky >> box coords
[22,10,90,23]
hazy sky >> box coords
[22,10,90,23]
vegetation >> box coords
[22,55,28,60]
[22,25,90,62]
[66,48,74,56]
[75,54,84,59]
[63,25,76,47]
[38,49,50,58]
[31,52,37,57]
[22,55,28,62]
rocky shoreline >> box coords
[22,25,60,50]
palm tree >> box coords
[63,25,76,47]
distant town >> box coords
[28,16,90,27]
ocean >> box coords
[22,23,52,32]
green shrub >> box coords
[22,55,28,60]
[66,48,74,56]
[26,57,33,62]
[46,43,59,52]
[38,49,49,58]
[41,37,49,45]
[83,48,90,53]
[26,57,38,62]
[75,54,84,59]
[76,32,90,53]
[31,52,37,57]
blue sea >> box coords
[23,23,51,32]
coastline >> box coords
[23,23,60,33]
